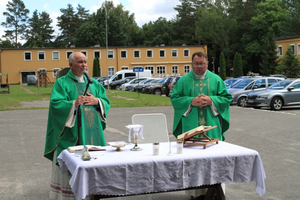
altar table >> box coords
[57,141,266,200]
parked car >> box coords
[224,78,243,89]
[168,76,182,96]
[134,78,157,92]
[121,78,148,91]
[109,76,136,90]
[227,77,284,107]
[142,79,161,93]
[148,78,168,96]
[246,79,300,110]
[270,74,287,79]
[161,77,176,97]
[97,76,111,85]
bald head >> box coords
[69,52,87,76]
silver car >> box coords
[246,79,300,110]
[227,77,284,107]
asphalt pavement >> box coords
[1,101,300,200]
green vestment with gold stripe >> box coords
[44,70,110,162]
[171,70,232,141]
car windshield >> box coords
[232,79,253,88]
[158,78,167,83]
[268,80,293,90]
[224,79,238,86]
[151,79,160,83]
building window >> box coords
[172,49,178,57]
[108,67,115,76]
[120,50,127,58]
[52,51,60,60]
[66,51,73,59]
[38,51,45,60]
[24,52,32,61]
[121,66,129,70]
[184,65,190,74]
[108,50,114,59]
[145,66,154,74]
[134,50,140,58]
[53,68,60,78]
[159,50,165,58]
[297,44,300,56]
[147,50,153,58]
[94,50,100,59]
[157,65,166,74]
[80,50,87,58]
[277,46,282,56]
[184,49,190,57]
[289,44,295,55]
[172,65,178,74]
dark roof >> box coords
[274,35,300,41]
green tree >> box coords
[23,10,54,48]
[57,4,89,47]
[93,57,100,77]
[1,0,29,47]
[173,0,198,45]
[219,52,226,80]
[0,39,14,48]
[75,1,138,47]
[241,0,288,74]
[259,30,278,76]
[233,53,243,78]
[281,0,300,36]
[277,47,300,78]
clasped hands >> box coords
[75,92,98,107]
[191,94,212,108]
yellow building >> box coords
[275,35,300,60]
[0,45,206,85]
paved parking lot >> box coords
[0,102,300,199]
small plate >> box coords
[107,141,127,151]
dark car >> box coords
[109,76,136,90]
[134,78,156,92]
[168,76,182,96]
[142,79,161,93]
[97,76,111,85]
[161,77,176,97]
[148,78,167,96]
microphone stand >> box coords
[77,75,92,145]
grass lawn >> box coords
[0,85,172,111]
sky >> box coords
[0,0,181,43]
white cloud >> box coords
[43,3,49,9]
[126,0,179,27]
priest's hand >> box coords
[75,95,85,107]
[84,92,99,106]
[191,95,212,108]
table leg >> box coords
[204,184,225,200]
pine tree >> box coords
[93,58,100,78]
[1,0,29,47]
[277,47,300,78]
[219,52,226,80]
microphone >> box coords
[83,71,93,84]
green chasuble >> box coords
[171,70,232,141]
[44,70,110,162]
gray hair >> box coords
[69,53,75,64]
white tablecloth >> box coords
[58,141,266,200]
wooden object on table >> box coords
[177,125,219,149]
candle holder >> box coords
[126,124,144,151]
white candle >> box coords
[177,140,183,154]
[153,142,160,156]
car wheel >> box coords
[154,89,162,96]
[271,97,283,111]
[237,97,247,107]
[116,85,120,90]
